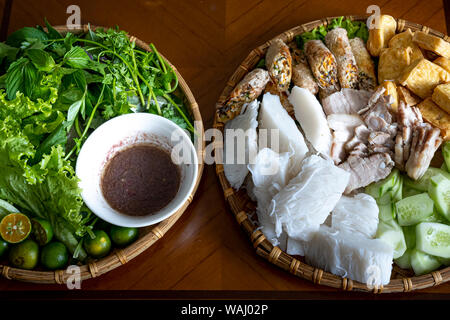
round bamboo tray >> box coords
[214,15,450,293]
[0,25,205,284]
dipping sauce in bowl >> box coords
[101,144,181,216]
[76,113,198,228]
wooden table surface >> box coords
[1,0,450,298]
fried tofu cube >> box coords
[378,47,412,83]
[367,15,397,57]
[399,58,450,98]
[417,97,450,140]
[413,31,450,59]
[434,57,450,73]
[388,28,423,62]
[432,83,450,114]
[397,85,421,106]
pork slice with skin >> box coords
[405,123,442,180]
[322,88,372,115]
[338,153,394,194]
[394,101,426,170]
[345,124,370,152]
[327,114,365,164]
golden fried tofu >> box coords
[399,58,450,98]
[413,31,450,59]
[378,81,398,111]
[367,15,397,57]
[388,28,423,62]
[432,83,450,114]
[417,97,450,140]
[378,47,412,83]
[397,85,422,106]
[434,57,450,73]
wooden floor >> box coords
[0,0,449,298]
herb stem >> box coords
[163,93,195,134]
[64,85,106,161]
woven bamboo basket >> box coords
[0,25,205,284]
[214,15,450,293]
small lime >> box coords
[0,239,8,258]
[8,239,39,270]
[110,226,138,247]
[32,218,54,246]
[0,213,32,243]
[40,242,69,270]
[83,230,111,259]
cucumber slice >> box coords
[391,175,403,203]
[404,168,450,192]
[443,141,450,172]
[379,202,395,222]
[416,222,450,258]
[396,193,434,226]
[428,174,450,221]
[402,226,416,248]
[410,249,441,275]
[365,169,399,199]
[376,219,407,259]
[395,248,413,270]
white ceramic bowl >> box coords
[76,113,198,228]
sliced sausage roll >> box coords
[288,42,319,95]
[324,28,359,89]
[265,39,292,92]
[304,40,340,99]
[217,68,270,123]
[349,37,377,91]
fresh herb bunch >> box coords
[0,20,194,260]
[296,17,369,49]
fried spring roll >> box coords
[349,37,377,91]
[325,28,359,89]
[287,42,319,95]
[217,68,270,123]
[265,39,292,92]
[305,40,340,99]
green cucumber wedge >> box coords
[378,202,395,222]
[404,167,450,192]
[402,225,416,249]
[376,219,407,259]
[443,141,450,172]
[416,222,450,258]
[410,248,442,276]
[428,174,450,221]
[395,193,434,226]
[395,248,413,270]
[365,169,400,199]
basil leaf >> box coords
[65,94,85,132]
[26,49,56,72]
[64,46,91,69]
[6,27,48,47]
[34,123,67,161]
[23,61,38,98]
[5,58,28,100]
[44,18,62,40]
[0,43,19,64]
